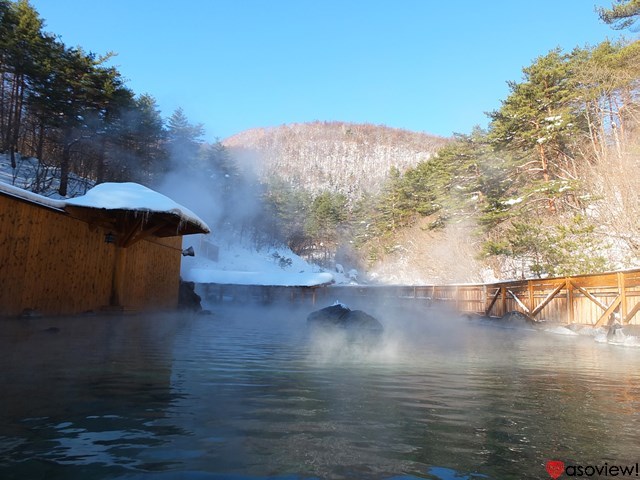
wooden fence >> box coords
[199,268,640,326]
[477,270,640,326]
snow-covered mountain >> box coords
[223,121,448,199]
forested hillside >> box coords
[362,37,640,283]
[223,122,447,198]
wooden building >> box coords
[0,182,209,317]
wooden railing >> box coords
[198,268,640,326]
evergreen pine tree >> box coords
[165,107,204,169]
[597,0,640,30]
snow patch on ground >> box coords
[181,236,355,287]
[0,153,94,198]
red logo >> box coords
[546,460,565,479]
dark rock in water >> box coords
[307,304,349,326]
[307,303,383,340]
[501,310,542,326]
[178,280,202,312]
[43,326,60,333]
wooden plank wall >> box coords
[120,236,182,311]
[0,194,182,317]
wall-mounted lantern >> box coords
[182,246,195,257]
[104,232,116,244]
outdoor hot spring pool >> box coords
[1,300,640,480]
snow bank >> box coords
[186,268,333,287]
[181,240,351,287]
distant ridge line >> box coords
[222,121,450,197]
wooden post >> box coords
[500,286,507,316]
[485,288,501,317]
[618,272,627,322]
[528,280,535,314]
[482,285,487,316]
[110,246,127,307]
[567,278,574,325]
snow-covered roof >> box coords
[0,181,66,210]
[0,181,210,236]
[65,182,210,233]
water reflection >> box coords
[0,314,188,479]
[0,303,639,480]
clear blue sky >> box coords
[30,0,622,142]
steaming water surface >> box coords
[1,302,640,480]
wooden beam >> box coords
[507,289,530,313]
[64,205,117,230]
[623,301,640,324]
[594,295,622,328]
[530,281,567,318]
[121,221,169,248]
[118,216,144,247]
[485,288,501,316]
[569,281,608,311]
